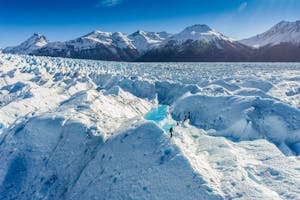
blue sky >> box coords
[0,0,300,47]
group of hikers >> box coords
[169,111,191,138]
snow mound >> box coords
[207,80,240,91]
[234,88,275,99]
[239,79,273,92]
[57,89,152,138]
[0,118,222,199]
[172,94,300,155]
[69,121,222,200]
[0,115,103,199]
[286,87,300,97]
[155,81,200,105]
[172,126,300,199]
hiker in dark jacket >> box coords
[183,115,188,123]
[170,127,174,138]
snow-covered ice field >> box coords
[0,53,300,199]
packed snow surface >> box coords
[0,53,300,199]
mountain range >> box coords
[3,20,300,62]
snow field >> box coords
[0,53,300,199]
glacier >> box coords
[0,53,300,199]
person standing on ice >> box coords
[183,115,188,123]
[169,127,174,138]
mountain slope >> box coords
[252,43,300,62]
[3,33,48,54]
[240,20,300,48]
[3,21,300,62]
[33,31,139,61]
[165,24,232,45]
[128,30,171,53]
[138,25,252,62]
[238,20,300,62]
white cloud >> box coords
[238,2,248,12]
[97,0,123,7]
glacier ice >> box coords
[0,53,299,199]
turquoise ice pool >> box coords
[144,105,168,124]
[144,105,176,133]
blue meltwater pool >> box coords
[144,105,168,123]
[144,105,176,133]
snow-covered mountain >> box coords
[4,25,245,62]
[3,30,172,61]
[3,21,300,61]
[128,30,171,53]
[165,24,233,45]
[138,24,252,62]
[34,30,139,61]
[3,33,48,54]
[240,20,300,48]
[60,30,136,50]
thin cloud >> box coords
[238,2,248,12]
[97,0,123,7]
